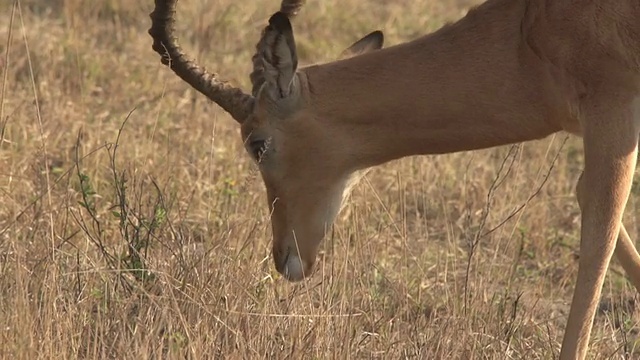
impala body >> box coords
[149,0,640,358]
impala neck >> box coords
[303,0,564,170]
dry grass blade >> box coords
[0,1,638,359]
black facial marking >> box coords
[249,139,269,162]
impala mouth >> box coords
[275,248,311,282]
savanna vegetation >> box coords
[1,0,639,358]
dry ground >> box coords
[1,0,640,359]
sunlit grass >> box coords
[1,0,639,358]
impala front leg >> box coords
[561,109,639,360]
[577,173,640,292]
[614,226,640,291]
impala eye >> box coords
[249,139,268,161]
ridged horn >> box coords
[148,0,254,123]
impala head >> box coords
[149,0,383,281]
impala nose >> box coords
[274,248,312,282]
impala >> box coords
[148,0,640,358]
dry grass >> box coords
[1,0,639,358]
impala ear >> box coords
[340,30,384,58]
[258,12,299,100]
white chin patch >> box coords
[283,254,307,282]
